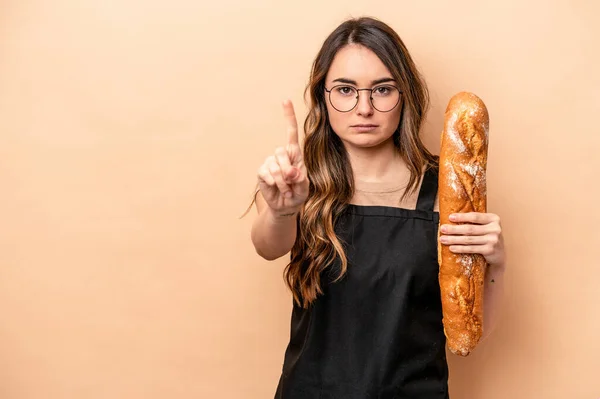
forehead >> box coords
[325,44,393,84]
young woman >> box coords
[250,16,506,399]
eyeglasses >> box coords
[324,84,402,113]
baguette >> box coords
[438,91,490,356]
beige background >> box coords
[0,0,598,398]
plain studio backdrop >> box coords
[0,1,598,398]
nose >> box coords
[355,90,374,117]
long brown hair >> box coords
[247,17,438,308]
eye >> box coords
[335,86,356,96]
[373,85,393,96]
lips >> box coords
[351,124,379,132]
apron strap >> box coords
[416,165,438,212]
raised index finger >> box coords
[282,99,299,146]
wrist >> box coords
[488,261,506,273]
[266,207,300,223]
[485,261,506,283]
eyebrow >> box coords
[331,77,396,85]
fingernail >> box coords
[284,191,292,198]
[440,236,448,244]
[440,225,448,233]
[449,214,457,221]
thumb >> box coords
[286,167,299,181]
[290,166,308,190]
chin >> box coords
[342,132,394,149]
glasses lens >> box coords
[371,85,400,112]
[329,86,358,112]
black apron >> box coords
[275,167,449,399]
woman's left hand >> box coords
[439,212,506,269]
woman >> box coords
[250,16,506,399]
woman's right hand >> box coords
[257,100,310,215]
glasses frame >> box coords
[324,84,403,113]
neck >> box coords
[345,139,406,184]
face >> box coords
[324,44,403,149]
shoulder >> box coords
[423,157,440,212]
[431,157,440,212]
